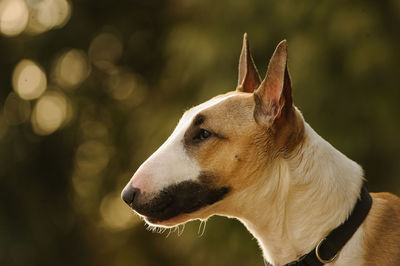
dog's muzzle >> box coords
[121,177,230,223]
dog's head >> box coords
[122,34,304,227]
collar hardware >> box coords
[315,238,337,264]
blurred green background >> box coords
[0,0,399,265]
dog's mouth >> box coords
[129,180,230,224]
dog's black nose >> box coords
[121,186,139,205]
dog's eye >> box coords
[194,129,212,142]
[200,129,211,139]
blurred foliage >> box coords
[0,0,399,265]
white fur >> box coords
[130,94,236,194]
[230,122,364,265]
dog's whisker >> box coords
[165,228,172,238]
[177,224,185,236]
[197,220,207,237]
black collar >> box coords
[265,186,372,266]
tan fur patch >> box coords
[362,192,400,265]
[184,91,305,196]
[185,93,260,191]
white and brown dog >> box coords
[122,34,400,266]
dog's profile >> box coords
[122,34,400,266]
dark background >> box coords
[1,0,399,265]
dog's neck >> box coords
[234,122,363,266]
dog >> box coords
[122,34,400,266]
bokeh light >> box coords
[12,59,47,100]
[89,32,123,70]
[31,91,70,135]
[75,140,111,177]
[0,0,71,37]
[108,70,138,100]
[79,119,110,142]
[72,138,112,213]
[100,191,141,230]
[53,49,90,89]
[25,0,71,35]
[0,0,29,36]
[3,92,31,125]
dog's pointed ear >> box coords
[237,33,261,93]
[254,40,293,125]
